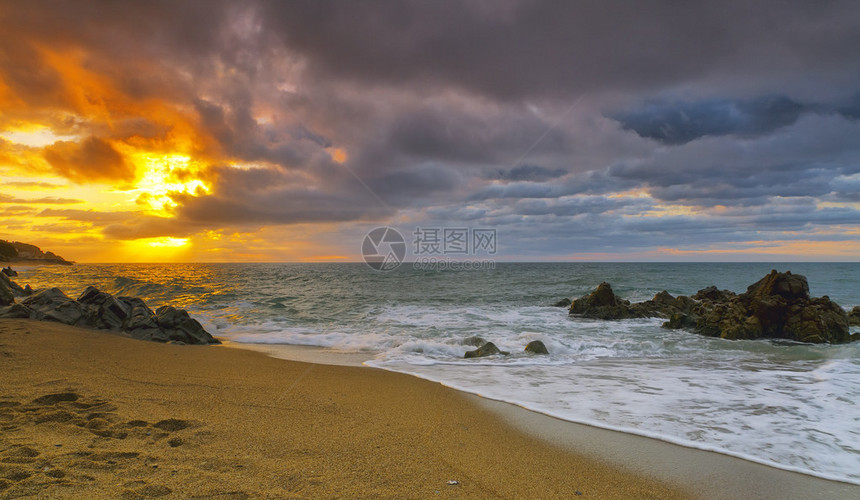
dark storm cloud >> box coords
[495,165,568,182]
[613,96,809,145]
[259,0,860,101]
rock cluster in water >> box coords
[463,338,550,358]
[0,270,218,345]
[565,270,857,344]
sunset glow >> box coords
[1,2,859,262]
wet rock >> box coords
[567,271,853,344]
[462,336,487,347]
[155,305,220,345]
[0,303,32,318]
[569,282,646,319]
[0,276,13,306]
[1,267,17,277]
[78,286,131,330]
[552,298,571,307]
[5,284,218,345]
[21,287,84,325]
[692,286,736,302]
[464,341,509,358]
[848,306,860,327]
[666,271,851,344]
[524,340,549,354]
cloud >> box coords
[42,137,133,183]
[2,1,860,259]
[0,193,83,205]
[494,165,568,182]
[613,96,808,145]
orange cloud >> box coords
[43,137,134,183]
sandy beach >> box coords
[2,319,859,499]
[1,319,688,499]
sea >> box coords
[13,262,860,484]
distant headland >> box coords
[0,239,74,265]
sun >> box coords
[121,153,210,214]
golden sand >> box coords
[0,319,690,498]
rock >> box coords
[155,305,220,345]
[462,336,487,347]
[0,272,27,297]
[567,271,853,344]
[552,298,571,307]
[524,340,549,354]
[664,271,851,344]
[5,284,217,345]
[569,282,646,319]
[464,342,509,358]
[692,286,735,302]
[0,276,13,306]
[636,291,697,318]
[23,284,33,296]
[77,286,130,330]
[848,306,860,327]
[1,267,17,277]
[117,296,165,341]
[745,270,809,301]
[0,303,32,318]
[21,288,84,325]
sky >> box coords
[1,0,859,263]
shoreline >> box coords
[219,340,860,498]
[1,319,689,499]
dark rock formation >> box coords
[569,282,646,319]
[664,271,851,344]
[849,306,860,327]
[1,285,219,345]
[0,275,13,306]
[2,267,17,277]
[567,271,855,344]
[0,272,26,300]
[463,336,487,347]
[154,305,216,345]
[21,288,85,325]
[569,284,693,320]
[552,298,571,307]
[0,240,73,265]
[464,341,509,358]
[524,340,549,354]
[692,286,736,303]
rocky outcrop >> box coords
[568,271,855,344]
[0,240,73,265]
[569,283,693,320]
[464,341,509,358]
[552,298,571,307]
[462,335,487,347]
[0,272,27,302]
[666,271,852,343]
[0,274,14,306]
[848,306,860,327]
[524,340,549,354]
[569,282,646,319]
[2,267,17,277]
[1,285,219,345]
